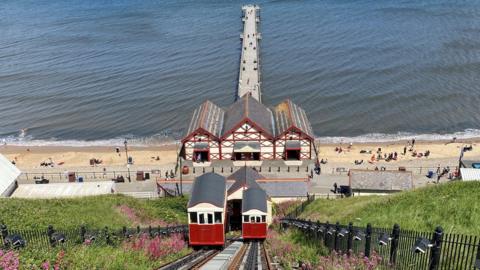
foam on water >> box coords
[318,129,480,144]
[2,129,480,147]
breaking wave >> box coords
[317,129,480,144]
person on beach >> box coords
[412,138,416,147]
[403,146,407,155]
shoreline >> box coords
[1,138,479,171]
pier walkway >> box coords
[237,5,262,102]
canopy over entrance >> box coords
[234,142,260,153]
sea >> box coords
[1,0,480,146]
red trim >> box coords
[275,126,313,141]
[181,127,220,144]
[221,118,273,140]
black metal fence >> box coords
[0,223,188,250]
[281,218,480,270]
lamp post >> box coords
[124,139,131,182]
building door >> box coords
[193,150,209,162]
[285,149,301,160]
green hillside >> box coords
[0,195,188,230]
[300,181,480,235]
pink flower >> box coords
[0,249,20,270]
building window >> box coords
[214,212,222,224]
[207,213,213,224]
[243,215,249,223]
[250,216,256,223]
[199,213,205,224]
[190,212,198,224]
[256,216,261,223]
[262,215,266,222]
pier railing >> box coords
[281,218,480,270]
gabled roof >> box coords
[227,167,264,195]
[188,173,226,208]
[184,100,225,141]
[242,188,268,213]
[222,95,274,138]
[274,100,314,139]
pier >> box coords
[238,5,261,102]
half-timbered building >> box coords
[273,100,314,160]
[182,101,224,162]
[182,95,314,162]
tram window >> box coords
[256,216,261,223]
[250,216,255,223]
[261,215,266,222]
[243,215,249,223]
[207,213,213,224]
[199,213,205,224]
[214,212,222,224]
[190,212,198,223]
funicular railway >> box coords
[158,166,273,269]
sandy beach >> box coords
[0,145,178,171]
[1,139,479,173]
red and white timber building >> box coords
[181,95,314,162]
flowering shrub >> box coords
[0,249,20,270]
[314,251,382,270]
[40,250,66,270]
[127,233,186,259]
[274,200,301,218]
[117,204,173,227]
[266,229,382,270]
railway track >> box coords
[159,241,273,270]
[230,241,273,270]
[157,249,219,270]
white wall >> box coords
[0,153,21,197]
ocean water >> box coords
[1,0,480,146]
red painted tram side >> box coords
[187,173,227,247]
[242,214,267,239]
[241,188,269,240]
[188,211,226,246]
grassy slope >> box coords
[0,195,188,230]
[300,181,480,235]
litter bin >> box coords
[78,177,84,183]
[136,171,144,181]
[68,172,76,182]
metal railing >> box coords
[17,169,175,183]
[0,223,188,250]
[281,218,480,270]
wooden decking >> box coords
[237,5,261,102]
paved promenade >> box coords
[238,5,261,102]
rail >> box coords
[281,218,480,270]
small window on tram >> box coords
[243,215,249,223]
[199,213,205,224]
[207,213,213,224]
[190,212,198,224]
[250,216,255,223]
[256,216,261,223]
[261,215,266,223]
[214,212,222,224]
